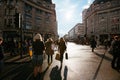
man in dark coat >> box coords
[111,36,120,70]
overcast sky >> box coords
[52,0,94,37]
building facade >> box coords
[68,23,84,43]
[0,0,58,42]
[84,0,120,44]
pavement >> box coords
[42,45,120,80]
[2,44,120,80]
[94,46,120,80]
[4,53,31,63]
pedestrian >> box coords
[58,37,67,68]
[45,38,54,66]
[116,37,120,72]
[110,36,120,70]
[9,40,16,56]
[90,37,97,52]
[32,33,45,79]
[104,39,109,49]
[18,41,23,58]
[0,37,4,73]
[22,39,28,54]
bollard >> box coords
[29,46,32,58]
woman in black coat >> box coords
[32,33,45,78]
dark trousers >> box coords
[47,55,53,64]
[117,56,120,69]
[111,55,118,68]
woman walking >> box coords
[32,33,45,79]
[58,37,67,68]
[45,38,54,66]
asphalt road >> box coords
[0,42,120,80]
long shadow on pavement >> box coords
[92,50,113,80]
[63,66,68,80]
[50,65,62,80]
[93,51,112,61]
[49,65,68,80]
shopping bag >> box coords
[65,52,68,60]
[55,53,60,61]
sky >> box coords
[52,0,94,37]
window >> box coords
[26,23,32,29]
[25,14,32,20]
[36,9,42,14]
[0,0,2,5]
[9,0,14,5]
[24,4,32,12]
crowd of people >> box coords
[89,35,120,72]
[0,33,67,79]
[0,33,120,79]
[32,33,67,79]
[109,36,120,72]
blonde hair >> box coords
[33,33,43,41]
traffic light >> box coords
[14,13,19,28]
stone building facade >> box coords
[0,0,58,42]
[84,0,120,44]
[68,23,84,43]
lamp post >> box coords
[19,13,24,58]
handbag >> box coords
[55,53,60,61]
[65,52,68,60]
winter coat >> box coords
[45,41,54,55]
[32,40,45,55]
[90,39,97,48]
[58,41,66,54]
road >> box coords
[0,42,120,80]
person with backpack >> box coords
[111,36,120,69]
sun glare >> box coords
[64,12,72,21]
